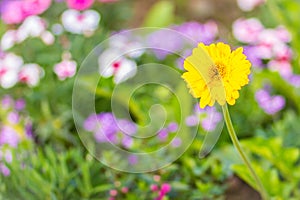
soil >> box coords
[225,176,261,200]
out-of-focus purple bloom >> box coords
[185,115,199,127]
[1,95,13,109]
[186,105,222,132]
[117,119,137,135]
[243,46,264,67]
[7,111,20,124]
[171,137,182,148]
[147,29,183,60]
[285,74,300,88]
[174,21,218,44]
[15,98,26,111]
[84,112,137,148]
[0,163,10,176]
[255,89,285,115]
[157,128,169,141]
[155,183,172,200]
[128,155,138,165]
[0,126,20,147]
[232,18,264,44]
[167,122,178,132]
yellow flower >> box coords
[182,42,251,108]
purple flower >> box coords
[285,74,300,88]
[7,111,20,124]
[255,89,285,115]
[171,137,182,148]
[174,21,218,44]
[128,155,138,165]
[147,29,183,60]
[157,128,169,141]
[185,105,222,131]
[1,95,13,110]
[0,163,10,176]
[167,122,178,132]
[15,98,26,111]
[243,46,264,68]
[84,112,137,148]
[0,126,20,147]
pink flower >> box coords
[232,18,264,44]
[268,60,292,78]
[19,64,44,87]
[22,0,52,16]
[66,0,94,10]
[54,60,77,80]
[1,0,51,24]
[1,1,25,24]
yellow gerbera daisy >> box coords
[182,42,251,108]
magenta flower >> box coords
[66,0,94,10]
[255,89,285,115]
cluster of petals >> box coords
[1,16,55,51]
[0,53,43,88]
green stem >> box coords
[222,104,270,200]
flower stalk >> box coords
[222,104,270,200]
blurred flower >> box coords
[174,21,218,44]
[0,126,20,147]
[98,49,137,84]
[22,0,52,16]
[1,16,54,50]
[232,18,264,44]
[0,96,32,176]
[255,89,285,115]
[147,29,183,60]
[1,0,51,24]
[237,0,265,11]
[84,112,137,148]
[66,0,94,10]
[0,53,23,88]
[19,64,44,87]
[54,60,77,80]
[155,183,171,200]
[109,32,145,58]
[285,74,300,88]
[268,60,292,78]
[186,105,222,132]
[1,0,25,24]
[171,137,182,147]
[61,9,100,35]
[182,42,251,108]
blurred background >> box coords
[0,0,300,199]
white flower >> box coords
[54,60,77,80]
[1,30,17,51]
[62,9,100,35]
[98,49,137,84]
[19,64,44,87]
[109,33,145,58]
[17,16,47,42]
[0,53,23,88]
[40,31,55,45]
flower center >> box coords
[209,63,226,81]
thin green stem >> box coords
[222,104,270,200]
